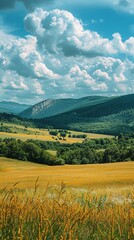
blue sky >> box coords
[0,0,134,104]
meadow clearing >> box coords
[0,157,134,239]
[0,122,113,144]
[0,157,134,189]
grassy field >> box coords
[0,157,134,190]
[0,157,134,239]
[0,122,113,144]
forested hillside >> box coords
[0,133,134,165]
[0,94,134,135]
[19,96,111,119]
[36,94,134,135]
[0,101,31,114]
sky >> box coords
[0,0,134,104]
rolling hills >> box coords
[36,94,134,134]
[19,96,112,119]
[0,101,31,114]
[0,94,134,135]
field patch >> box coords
[0,158,134,239]
[0,122,113,144]
[0,157,134,190]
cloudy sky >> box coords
[0,0,134,104]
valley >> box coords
[0,122,113,143]
[0,94,134,240]
[1,2,134,238]
[1,94,134,135]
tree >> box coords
[39,150,55,165]
[23,142,41,163]
[81,158,89,164]
[0,142,8,156]
[49,130,58,136]
[60,132,67,138]
[128,147,134,161]
[103,145,120,163]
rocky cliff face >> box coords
[19,98,77,119]
[31,99,55,116]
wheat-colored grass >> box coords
[0,157,134,191]
[0,123,113,144]
[0,157,134,239]
[0,181,134,240]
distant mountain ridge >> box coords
[19,96,113,119]
[0,101,31,115]
[0,94,134,135]
[36,94,134,135]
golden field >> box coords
[0,122,113,144]
[0,157,134,239]
[0,131,83,143]
[0,157,134,191]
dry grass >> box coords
[0,158,134,239]
[0,157,134,191]
[0,181,134,240]
[0,131,84,144]
[0,123,113,144]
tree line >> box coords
[0,133,133,165]
[0,138,64,165]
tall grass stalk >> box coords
[0,181,134,240]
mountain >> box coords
[19,96,112,119]
[1,94,134,135]
[36,94,134,135]
[0,101,31,114]
[0,113,35,128]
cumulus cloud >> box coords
[0,68,45,104]
[24,9,115,57]
[24,9,134,58]
[0,8,134,103]
[1,35,59,80]
[93,69,111,81]
[64,57,134,96]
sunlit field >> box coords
[0,157,134,239]
[0,157,134,189]
[0,122,113,144]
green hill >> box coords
[0,101,31,114]
[0,94,134,135]
[0,113,35,128]
[19,96,111,119]
[36,94,134,135]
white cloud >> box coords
[1,35,58,80]
[93,69,111,81]
[113,72,126,82]
[0,69,45,104]
[24,9,134,58]
[24,9,116,57]
[0,8,134,103]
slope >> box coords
[0,101,31,114]
[19,96,111,119]
[36,94,134,135]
